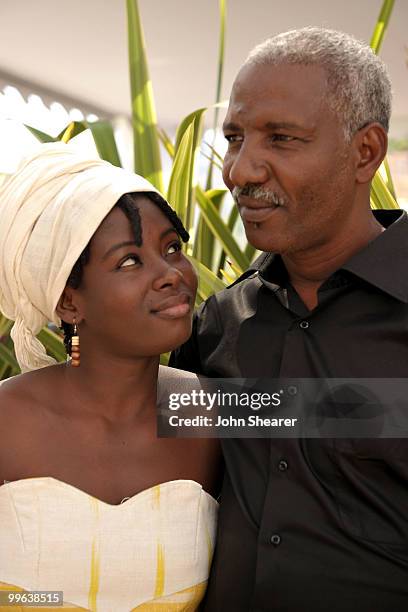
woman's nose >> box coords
[152,263,184,291]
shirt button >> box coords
[278,459,288,472]
[287,385,297,396]
[270,534,281,546]
[299,320,309,329]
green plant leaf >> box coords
[370,0,395,53]
[53,120,122,167]
[57,121,88,143]
[175,108,207,155]
[219,268,235,284]
[194,188,227,270]
[225,259,244,279]
[244,242,257,263]
[167,120,195,229]
[368,0,397,212]
[381,158,397,200]
[195,186,249,273]
[0,341,19,372]
[189,256,227,302]
[371,171,399,209]
[37,327,66,362]
[0,319,19,377]
[217,201,238,273]
[160,352,170,366]
[24,125,57,143]
[0,314,13,337]
[200,149,223,172]
[88,121,122,167]
[127,0,163,191]
[157,126,175,159]
[0,360,12,380]
[174,108,207,233]
[205,189,228,208]
[205,0,226,190]
[203,141,224,166]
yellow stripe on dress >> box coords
[152,485,166,599]
[205,523,213,574]
[132,581,207,611]
[154,542,165,599]
[152,485,160,509]
[87,498,100,612]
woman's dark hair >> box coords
[61,191,189,355]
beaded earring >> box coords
[71,317,80,367]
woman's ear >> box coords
[354,123,388,185]
[56,287,83,324]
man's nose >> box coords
[152,262,184,291]
[226,144,270,188]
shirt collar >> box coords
[229,210,408,303]
[342,210,408,302]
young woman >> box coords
[0,144,221,611]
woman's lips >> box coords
[152,295,192,319]
[154,303,191,319]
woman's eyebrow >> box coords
[160,227,178,239]
[102,240,138,261]
[102,228,178,261]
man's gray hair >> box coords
[245,27,392,141]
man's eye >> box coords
[224,134,243,144]
[167,241,182,255]
[119,254,141,268]
[271,134,296,142]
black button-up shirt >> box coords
[170,210,408,612]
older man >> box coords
[171,28,408,611]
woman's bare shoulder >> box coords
[0,367,66,476]
[0,372,33,406]
[0,365,64,421]
[0,374,36,430]
[0,374,39,476]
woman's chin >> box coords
[157,324,193,355]
[111,319,194,359]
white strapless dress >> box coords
[0,477,218,611]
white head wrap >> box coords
[0,142,165,373]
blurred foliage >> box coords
[388,139,408,152]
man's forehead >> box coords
[232,61,328,94]
[225,62,330,124]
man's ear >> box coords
[353,123,388,185]
[56,286,84,325]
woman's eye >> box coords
[119,254,141,268]
[167,241,182,255]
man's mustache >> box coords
[232,185,286,206]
